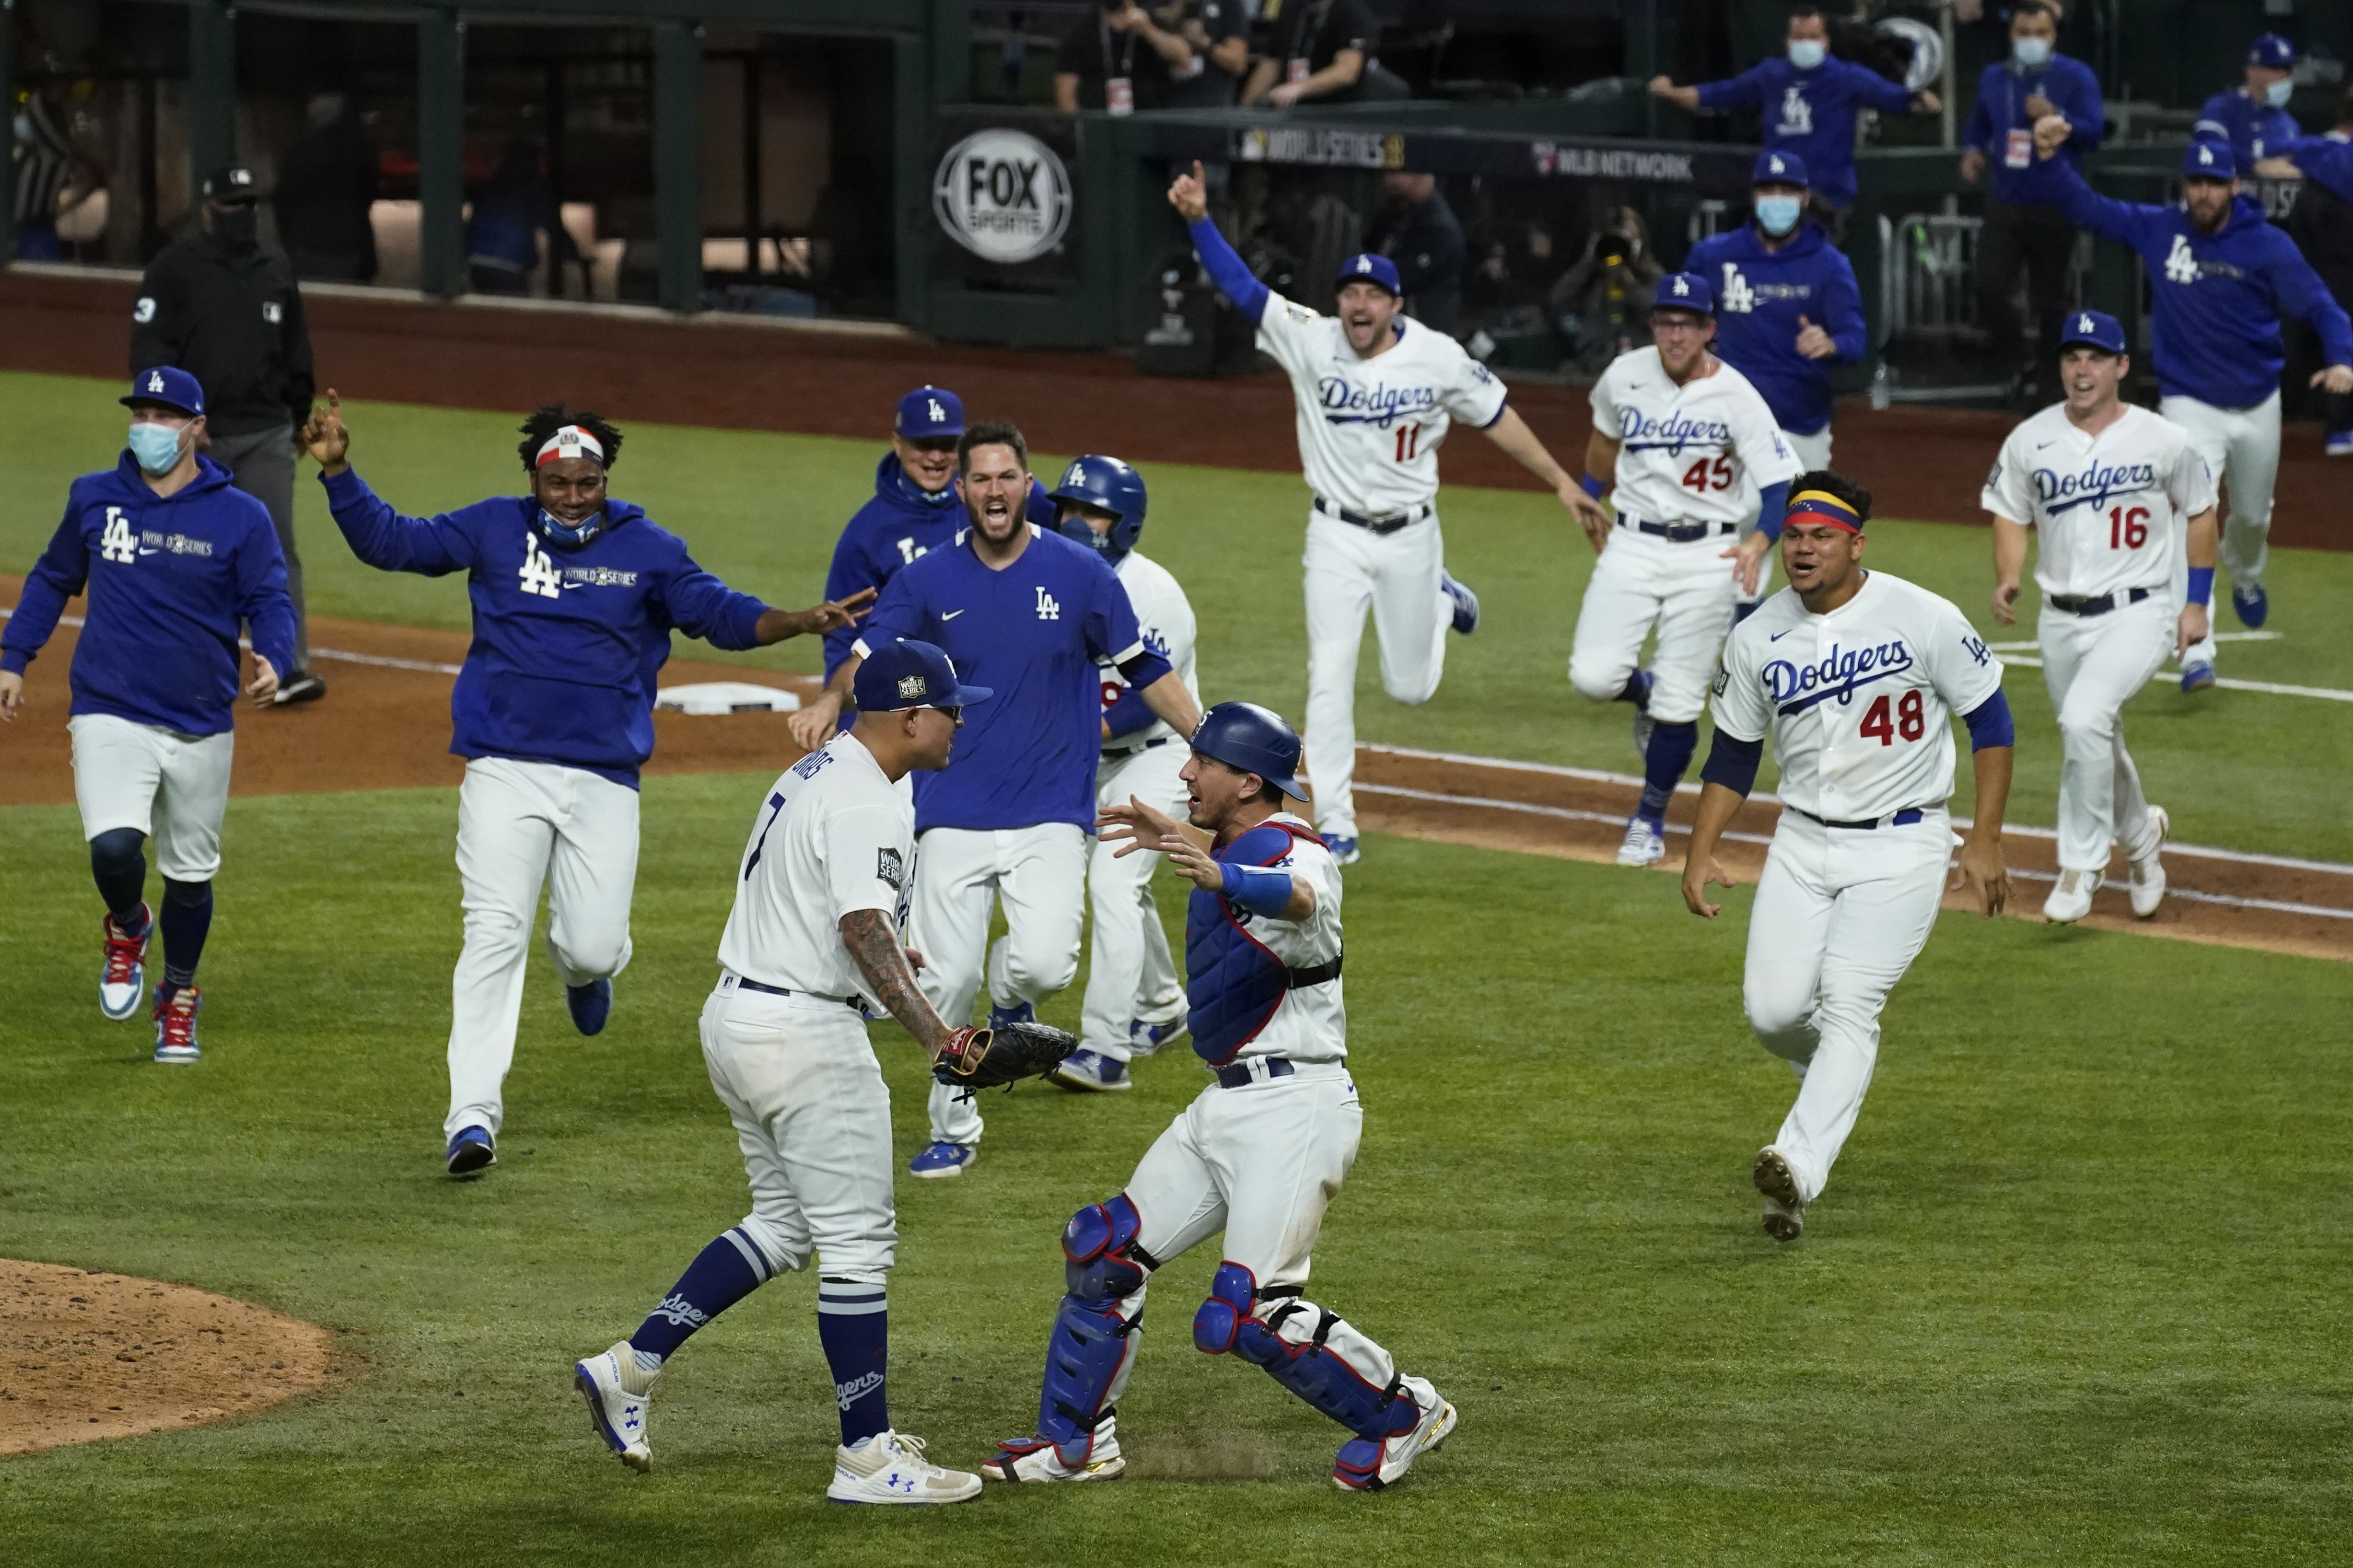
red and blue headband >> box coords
[1784,489,1863,534]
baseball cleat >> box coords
[2230,582,2268,628]
[1440,572,1480,635]
[566,978,612,1036]
[1049,1048,1132,1092]
[2043,868,2097,924]
[909,1141,976,1179]
[100,906,151,1021]
[1333,1376,1455,1491]
[982,1431,1127,1484]
[446,1125,496,1177]
[2178,660,2215,693]
[1129,1010,1188,1056]
[1752,1147,1806,1243]
[986,998,1035,1030]
[827,1429,982,1505]
[2326,429,2353,458]
[269,671,328,707]
[1321,833,1361,866]
[1615,815,1666,867]
[2128,806,2170,919]
[573,1341,657,1473]
[151,986,202,1064]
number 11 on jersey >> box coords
[1394,423,1422,463]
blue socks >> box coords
[629,1231,768,1361]
[818,1278,890,1446]
[1639,721,1699,825]
[1616,670,1654,709]
[158,879,213,1001]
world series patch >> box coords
[877,848,906,890]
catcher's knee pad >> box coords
[1063,1193,1152,1301]
[1191,1261,1258,1355]
[1198,1265,1414,1441]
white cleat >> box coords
[2043,867,2097,924]
[981,1430,1127,1484]
[1332,1375,1456,1490]
[1615,815,1665,867]
[1752,1147,1806,1243]
[827,1429,982,1505]
[573,1342,657,1473]
[2128,806,2170,919]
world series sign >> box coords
[934,127,1073,266]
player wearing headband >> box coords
[302,395,873,1176]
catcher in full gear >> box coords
[980,701,1458,1493]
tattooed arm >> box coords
[839,909,953,1058]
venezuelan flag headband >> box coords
[1783,489,1862,534]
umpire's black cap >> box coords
[201,165,267,206]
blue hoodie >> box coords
[321,467,772,786]
[2195,89,2302,167]
[2046,156,2353,407]
[4,453,295,736]
[1963,53,2104,206]
[1694,56,1915,209]
[1684,221,1866,436]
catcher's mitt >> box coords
[932,1021,1077,1090]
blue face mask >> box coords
[2013,36,2052,70]
[1755,195,1805,237]
[1787,39,1826,70]
[537,506,604,548]
[127,421,186,475]
[2265,78,2294,109]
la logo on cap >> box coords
[2200,146,2214,164]
[1770,156,1783,173]
[2080,314,2093,331]
[897,674,927,699]
[147,371,164,393]
[1357,257,1372,272]
[1673,277,1689,294]
[928,397,944,421]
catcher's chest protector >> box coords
[1184,819,1322,1066]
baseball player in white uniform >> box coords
[1683,473,2016,1243]
[1169,161,1604,863]
[1572,271,1804,866]
[571,640,990,1504]
[1044,455,1202,1092]
[1983,311,2218,924]
[981,702,1456,1493]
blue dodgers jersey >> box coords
[1963,55,2104,205]
[2194,90,2302,166]
[856,523,1144,834]
[1693,56,1914,208]
[2,454,295,736]
[1685,222,1866,436]
[321,467,771,785]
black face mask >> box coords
[211,206,258,251]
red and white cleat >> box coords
[101,906,151,1021]
[153,986,202,1064]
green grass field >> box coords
[3,372,2350,1564]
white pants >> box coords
[909,822,1088,1146]
[1742,810,1950,1205]
[2039,596,2170,872]
[700,979,896,1283]
[446,757,640,1141]
[2160,390,2277,669]
[68,713,234,880]
[1567,525,1739,724]
[1303,510,1450,839]
[1081,742,1189,1062]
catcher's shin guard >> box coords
[1029,1195,1153,1467]
[1193,1263,1419,1442]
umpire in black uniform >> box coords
[130,165,326,705]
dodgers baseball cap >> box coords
[122,366,205,417]
[1752,149,1810,188]
[200,164,265,206]
[1336,252,1402,296]
[2059,308,2127,355]
[2248,33,2296,70]
[2183,137,2238,181]
[853,639,991,713]
[1652,271,1715,318]
[895,385,964,441]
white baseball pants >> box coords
[1742,809,1950,1205]
[1302,510,1450,840]
[445,756,639,1141]
[2038,595,2170,872]
[2160,390,2276,670]
[699,977,896,1283]
[1568,525,1740,724]
[908,821,1087,1146]
[68,713,234,880]
[1081,742,1190,1063]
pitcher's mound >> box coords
[2,1262,337,1455]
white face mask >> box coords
[1787,39,1827,70]
[2013,36,2052,70]
[2264,78,2294,108]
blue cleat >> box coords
[567,978,612,1036]
[446,1125,496,1177]
[1050,1048,1132,1092]
[1128,1010,1188,1056]
[1322,833,1361,866]
[2179,660,2215,693]
[986,999,1035,1030]
[1439,571,1480,635]
[909,1141,976,1179]
[2230,582,2267,628]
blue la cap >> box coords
[1336,252,1402,296]
[1752,149,1810,188]
[853,638,992,713]
[2248,33,2296,70]
[2058,308,2127,355]
[894,385,964,440]
[2183,137,2238,180]
[122,366,205,417]
[1652,271,1716,318]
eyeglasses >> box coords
[903,436,959,454]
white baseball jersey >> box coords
[1227,814,1349,1065]
[1095,548,1199,749]
[1712,571,2004,823]
[1254,294,1508,516]
[716,731,914,1006]
[1591,348,1802,527]
[1980,402,2215,600]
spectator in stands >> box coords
[1157,1,1250,109]
[11,93,95,262]
[1649,4,1940,220]
[1366,172,1465,335]
[1960,0,2101,403]
[2196,34,2303,172]
[1055,3,1197,114]
[1241,0,1402,109]
[466,138,578,297]
[273,93,380,284]
[1549,208,1660,376]
[2274,90,2353,455]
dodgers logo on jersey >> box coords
[1775,85,1813,137]
[2032,457,2159,516]
[1318,375,1441,429]
[1764,638,1916,714]
[1618,407,1733,454]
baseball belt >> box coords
[1215,1056,1294,1089]
[724,973,864,1011]
[1619,515,1736,543]
[2046,586,2154,616]
[1101,736,1173,761]
[1788,805,1928,831]
[1315,496,1432,534]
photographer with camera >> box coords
[1056,1,1200,115]
[1548,209,1662,376]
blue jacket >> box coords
[2281,134,2353,209]
[1684,221,1865,436]
[2195,90,2302,166]
[2047,156,2353,407]
[321,467,772,786]
[1964,54,2103,206]
[1695,57,1915,208]
[4,454,295,736]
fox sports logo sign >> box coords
[935,129,1072,265]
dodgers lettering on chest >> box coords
[2031,455,2160,517]
[1317,372,1441,430]
[1763,634,1919,715]
[96,505,214,565]
[517,530,639,601]
[1619,403,1732,454]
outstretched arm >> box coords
[1136,667,1202,740]
[1484,405,1612,534]
[840,909,954,1059]
[1168,162,1271,323]
[303,391,476,575]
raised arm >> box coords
[302,392,476,575]
[2031,117,2141,241]
[1168,162,1270,323]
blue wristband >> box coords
[1220,861,1294,918]
[2186,566,2215,606]
[1580,474,1608,499]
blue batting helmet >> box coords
[1189,702,1308,801]
[1049,454,1149,564]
